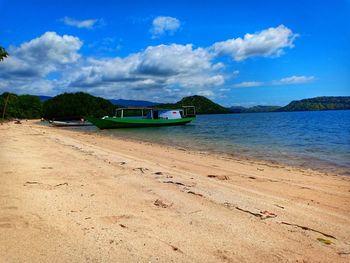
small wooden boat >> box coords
[87,106,196,129]
[49,120,93,127]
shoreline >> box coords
[59,121,349,177]
[1,120,350,262]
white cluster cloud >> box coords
[15,31,82,64]
[234,81,263,88]
[136,44,213,76]
[0,32,82,80]
[61,17,100,29]
[0,32,82,96]
[234,75,315,88]
[212,25,298,61]
[150,16,181,38]
[0,25,309,101]
[64,44,224,99]
[273,75,315,85]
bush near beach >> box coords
[42,92,116,120]
[0,93,43,119]
[0,92,116,120]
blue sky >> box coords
[0,0,349,106]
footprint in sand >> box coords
[207,175,229,180]
[214,249,234,262]
[0,215,29,229]
[1,206,18,210]
[100,215,134,224]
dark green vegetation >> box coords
[1,92,117,120]
[1,92,349,120]
[0,93,42,119]
[0,46,8,61]
[43,92,116,119]
[277,96,350,112]
[158,95,232,114]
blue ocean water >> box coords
[78,110,350,175]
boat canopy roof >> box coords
[115,106,195,118]
[115,106,195,111]
[115,107,153,111]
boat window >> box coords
[183,106,196,117]
[153,110,159,119]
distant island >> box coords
[230,97,350,113]
[277,96,350,112]
[1,92,349,120]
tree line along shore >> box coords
[1,92,349,120]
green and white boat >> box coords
[87,106,196,129]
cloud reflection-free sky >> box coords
[0,0,349,106]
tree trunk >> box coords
[2,93,10,119]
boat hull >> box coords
[50,121,93,127]
[87,117,195,129]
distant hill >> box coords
[37,95,230,114]
[229,106,246,113]
[37,95,52,102]
[158,95,231,114]
[278,96,350,112]
[38,96,157,107]
[244,105,282,113]
[229,97,350,113]
[18,92,350,118]
[229,105,281,113]
[110,99,158,107]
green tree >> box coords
[0,46,9,121]
[0,46,8,61]
[1,93,18,119]
[0,93,43,119]
[43,92,116,119]
[17,95,43,118]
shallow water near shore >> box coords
[68,110,350,175]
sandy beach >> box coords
[0,120,349,262]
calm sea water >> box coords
[71,110,350,175]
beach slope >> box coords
[0,121,349,262]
